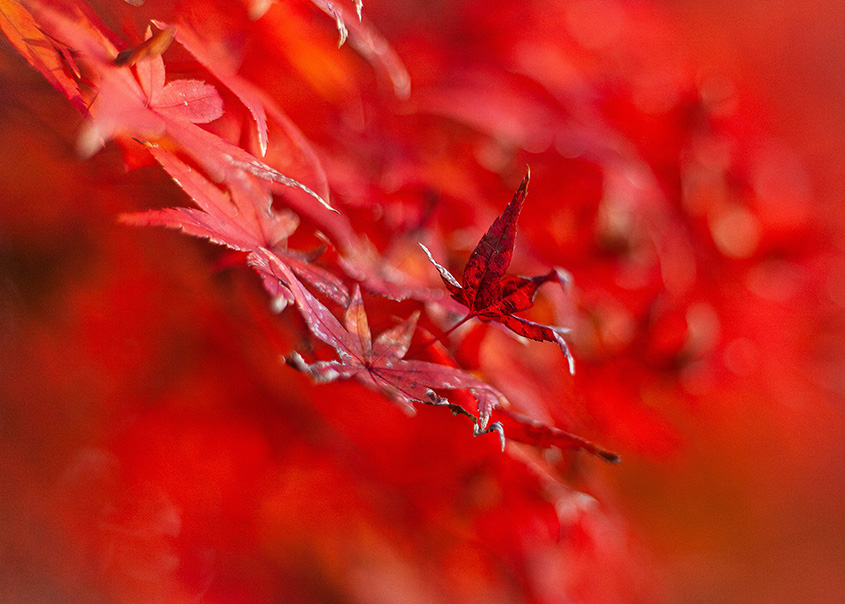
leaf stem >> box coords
[409,314,473,357]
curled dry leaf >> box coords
[113,25,175,67]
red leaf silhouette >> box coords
[422,169,575,372]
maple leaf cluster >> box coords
[1,0,839,603]
[0,0,617,461]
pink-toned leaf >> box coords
[126,146,299,251]
[250,249,360,359]
[372,313,417,363]
[128,147,347,305]
[134,27,165,100]
[277,250,350,306]
[160,116,333,211]
[16,1,167,154]
[120,206,257,250]
[159,19,332,203]
[82,66,164,153]
[384,360,504,428]
[243,248,294,312]
[155,19,269,156]
[222,176,297,249]
[287,351,361,383]
[146,147,235,218]
[151,79,224,124]
[345,286,373,359]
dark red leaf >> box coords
[493,408,620,463]
[462,170,528,303]
[422,170,575,371]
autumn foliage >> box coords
[1,0,842,603]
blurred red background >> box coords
[1,1,843,603]
[641,2,845,601]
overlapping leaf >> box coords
[3,0,618,465]
[152,19,270,157]
[121,147,349,306]
[422,170,575,372]
[11,4,331,210]
[250,248,505,431]
[249,248,619,460]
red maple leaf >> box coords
[251,248,619,461]
[249,248,506,434]
[128,26,223,125]
[121,147,349,306]
[11,5,332,210]
[421,170,575,372]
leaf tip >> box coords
[553,332,576,375]
[285,351,307,371]
[554,267,573,292]
[600,451,622,464]
[521,165,530,191]
[474,421,506,452]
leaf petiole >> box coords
[408,314,473,357]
